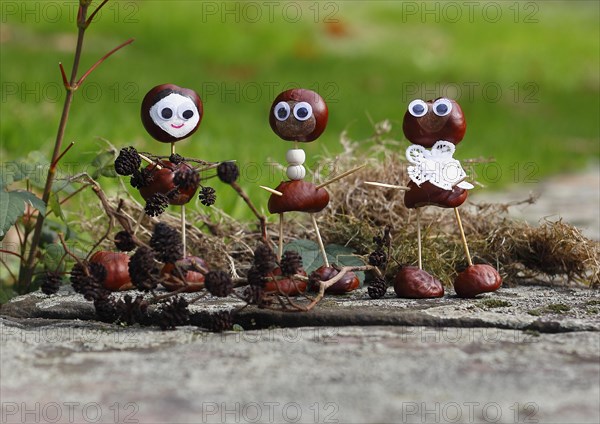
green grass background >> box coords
[1,0,599,218]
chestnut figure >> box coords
[268,180,330,214]
[309,265,360,294]
[269,88,328,142]
[141,84,203,143]
[365,97,501,298]
[264,267,308,296]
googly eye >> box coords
[293,102,313,121]
[274,102,291,121]
[178,102,196,120]
[160,107,173,120]
[408,99,428,117]
[432,98,453,117]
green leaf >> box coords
[11,190,46,215]
[49,193,65,222]
[0,286,18,304]
[0,189,46,240]
[283,240,366,284]
[92,150,116,169]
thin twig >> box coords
[51,141,75,168]
[85,0,109,27]
[316,164,366,189]
[75,38,135,87]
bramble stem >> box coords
[19,2,133,293]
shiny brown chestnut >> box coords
[268,180,330,214]
[404,181,468,209]
[89,251,132,291]
[403,98,466,148]
[138,161,199,206]
[454,264,502,298]
[160,256,208,292]
[269,88,328,142]
[309,265,360,294]
[394,266,444,298]
[264,267,308,295]
[141,84,203,143]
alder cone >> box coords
[310,265,360,294]
[139,161,198,206]
[268,180,330,214]
[454,264,502,298]
[160,256,208,292]
[404,181,467,209]
[264,267,307,295]
[394,266,444,298]
[89,251,132,291]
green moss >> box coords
[527,309,542,316]
[544,303,571,314]
[478,299,512,309]
[586,300,600,306]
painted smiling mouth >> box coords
[171,123,184,129]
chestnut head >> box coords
[269,88,328,142]
[402,98,466,148]
[141,84,203,143]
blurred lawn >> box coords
[1,1,598,218]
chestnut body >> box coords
[160,256,209,292]
[310,266,360,294]
[139,161,199,206]
[268,180,330,214]
[404,181,468,209]
[264,268,308,295]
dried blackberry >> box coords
[157,296,189,330]
[367,276,388,299]
[94,293,118,323]
[246,266,265,288]
[114,230,136,252]
[114,146,141,176]
[150,223,183,263]
[128,247,160,291]
[130,168,153,189]
[280,250,302,276]
[169,153,184,164]
[205,310,235,332]
[217,161,239,184]
[70,261,108,301]
[115,294,148,325]
[253,244,277,275]
[40,271,62,295]
[204,270,234,297]
[173,167,200,190]
[198,186,216,206]
[145,193,169,217]
[368,249,387,268]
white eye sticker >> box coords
[408,99,428,117]
[293,102,313,121]
[274,101,291,121]
[149,93,200,139]
[178,102,196,120]
[432,98,453,117]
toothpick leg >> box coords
[278,213,284,261]
[416,208,422,270]
[311,213,329,268]
[454,207,473,266]
[181,204,187,258]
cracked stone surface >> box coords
[1,319,598,424]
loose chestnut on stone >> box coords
[394,266,444,299]
[160,256,209,292]
[268,180,330,214]
[269,88,328,142]
[454,264,502,298]
[404,181,468,209]
[309,265,360,294]
[264,267,308,296]
[141,84,203,143]
[138,161,199,206]
[89,251,132,291]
